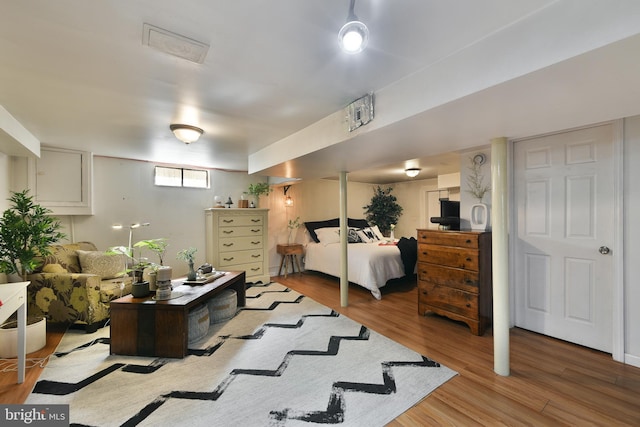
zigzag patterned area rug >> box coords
[26,282,457,426]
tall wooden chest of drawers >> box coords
[205,208,270,284]
[417,229,492,335]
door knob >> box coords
[599,246,611,255]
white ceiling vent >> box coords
[142,23,209,64]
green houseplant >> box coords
[177,247,198,281]
[248,182,272,207]
[363,186,403,236]
[0,189,66,281]
[0,189,65,356]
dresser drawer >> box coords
[218,215,263,227]
[219,236,264,252]
[417,230,479,249]
[418,281,479,319]
[417,262,479,293]
[242,262,264,277]
[219,226,263,238]
[418,244,479,271]
[218,249,264,267]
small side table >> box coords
[277,244,303,278]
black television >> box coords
[430,199,460,230]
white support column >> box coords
[491,137,510,376]
[339,171,349,307]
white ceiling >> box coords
[2,1,640,184]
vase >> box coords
[470,203,489,231]
[390,230,395,241]
[187,261,197,281]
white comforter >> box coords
[303,242,405,299]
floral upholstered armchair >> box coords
[27,242,132,332]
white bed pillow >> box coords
[314,227,341,245]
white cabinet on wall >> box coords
[29,147,93,215]
[205,208,270,284]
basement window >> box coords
[154,166,209,189]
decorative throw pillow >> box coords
[76,250,126,279]
[314,227,341,245]
[346,228,361,243]
[356,227,382,243]
[370,225,385,241]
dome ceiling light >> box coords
[170,124,203,144]
[338,0,369,54]
[405,168,421,178]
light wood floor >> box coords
[2,272,639,426]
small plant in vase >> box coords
[247,182,272,207]
[287,216,301,245]
[466,155,491,230]
[177,247,198,281]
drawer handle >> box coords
[223,230,234,234]
[466,239,471,244]
[250,267,260,271]
[251,241,260,245]
[466,257,472,262]
[422,251,428,256]
[223,219,234,223]
[223,257,234,261]
[251,254,261,258]
[251,219,260,223]
[465,279,474,284]
[251,229,260,233]
[466,303,471,308]
[223,243,234,247]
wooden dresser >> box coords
[205,208,270,284]
[416,229,492,335]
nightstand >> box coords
[277,243,303,278]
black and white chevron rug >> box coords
[26,283,456,426]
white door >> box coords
[514,124,614,353]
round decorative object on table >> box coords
[207,289,237,324]
[188,304,210,344]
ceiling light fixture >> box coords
[170,124,203,144]
[338,0,369,54]
[405,168,421,178]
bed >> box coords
[301,218,416,299]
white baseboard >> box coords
[624,353,640,368]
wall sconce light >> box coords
[405,168,421,178]
[338,0,369,54]
[170,124,203,144]
[283,185,293,207]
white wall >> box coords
[624,116,640,365]
[41,156,267,278]
[0,153,9,212]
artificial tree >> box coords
[363,186,403,236]
[0,189,66,281]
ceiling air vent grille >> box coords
[142,23,209,64]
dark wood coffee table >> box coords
[110,271,245,358]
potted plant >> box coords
[247,182,272,207]
[287,216,301,245]
[177,247,198,281]
[363,186,403,236]
[0,189,66,356]
[0,189,66,281]
[134,238,169,290]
